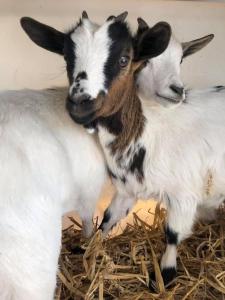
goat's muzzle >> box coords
[66,95,98,125]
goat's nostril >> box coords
[170,85,184,97]
[68,93,91,105]
[78,94,91,105]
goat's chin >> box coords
[68,111,97,126]
[156,93,185,105]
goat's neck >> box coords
[98,77,145,155]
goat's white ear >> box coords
[182,34,214,58]
[134,22,171,62]
[20,17,65,55]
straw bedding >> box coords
[55,204,225,300]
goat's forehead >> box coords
[167,36,183,58]
[153,35,182,65]
[69,20,110,47]
[66,20,132,97]
[69,20,132,53]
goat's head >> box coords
[21,12,171,125]
[136,18,214,105]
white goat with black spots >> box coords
[21,11,217,290]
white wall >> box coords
[0,0,225,90]
[1,0,225,229]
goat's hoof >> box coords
[148,267,177,291]
[148,271,157,292]
[70,245,85,255]
[161,267,177,286]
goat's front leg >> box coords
[151,196,198,288]
[99,192,136,236]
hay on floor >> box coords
[56,204,225,300]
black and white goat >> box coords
[0,87,106,300]
[21,12,219,290]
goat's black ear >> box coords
[135,18,149,40]
[20,17,65,55]
[182,34,214,58]
[134,22,171,62]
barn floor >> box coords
[56,204,225,300]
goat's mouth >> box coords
[66,98,98,125]
[156,93,185,104]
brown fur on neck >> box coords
[97,64,145,154]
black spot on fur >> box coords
[99,110,123,136]
[76,71,87,80]
[72,86,79,95]
[129,147,146,183]
[165,226,178,245]
[214,85,225,92]
[80,88,84,93]
[107,166,117,179]
[99,209,111,230]
[104,22,132,89]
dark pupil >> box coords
[120,56,128,67]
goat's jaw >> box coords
[156,92,185,104]
[66,100,98,125]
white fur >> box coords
[70,19,112,98]
[0,87,106,299]
[99,87,225,276]
[137,35,185,105]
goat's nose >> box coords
[69,93,91,105]
[170,85,184,97]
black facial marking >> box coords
[99,110,123,136]
[161,267,177,286]
[64,35,76,84]
[104,22,132,89]
[72,86,79,95]
[99,209,111,230]
[107,166,117,180]
[76,71,87,81]
[129,146,146,183]
[214,85,225,92]
[165,226,178,245]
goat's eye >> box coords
[180,57,183,64]
[119,56,129,68]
